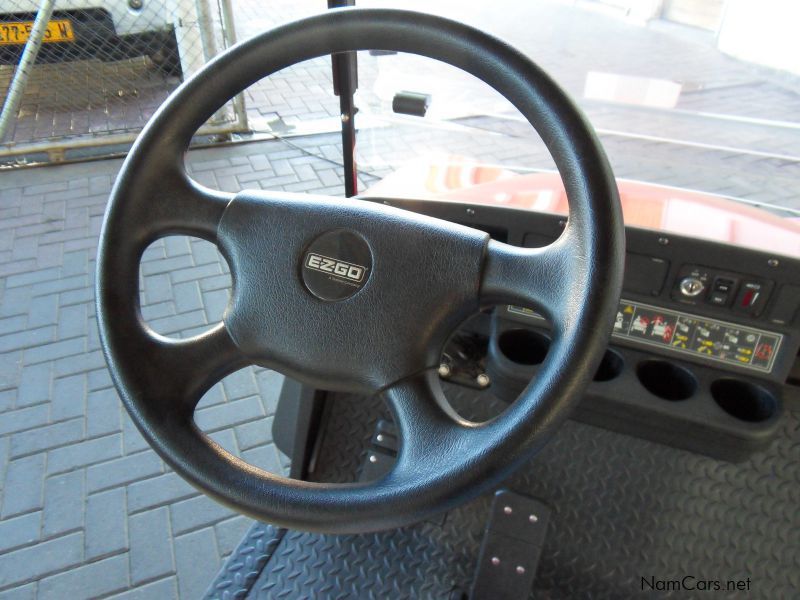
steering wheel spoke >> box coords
[480,236,576,327]
[381,371,467,470]
[109,322,249,417]
[117,163,233,245]
[152,173,233,243]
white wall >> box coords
[718,0,800,75]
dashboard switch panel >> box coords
[673,264,773,317]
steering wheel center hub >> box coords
[301,229,372,301]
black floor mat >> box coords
[211,384,800,599]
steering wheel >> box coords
[96,8,624,533]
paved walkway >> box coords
[0,138,353,599]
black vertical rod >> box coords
[328,0,358,197]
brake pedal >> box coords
[470,489,551,600]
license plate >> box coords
[0,19,75,46]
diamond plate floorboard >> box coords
[235,383,800,599]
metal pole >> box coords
[169,0,206,78]
[194,0,232,125]
[219,0,248,132]
[0,0,57,143]
[195,0,220,63]
[328,0,358,197]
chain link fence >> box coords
[0,0,246,162]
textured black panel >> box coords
[247,383,800,599]
[204,524,285,600]
[309,394,391,484]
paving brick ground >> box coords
[0,138,356,599]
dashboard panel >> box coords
[370,196,800,462]
[433,198,800,382]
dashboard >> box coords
[372,197,800,462]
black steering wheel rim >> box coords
[96,8,624,533]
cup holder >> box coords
[636,360,697,401]
[497,329,550,365]
[594,349,624,382]
[711,379,777,423]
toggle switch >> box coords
[734,280,771,316]
[707,277,737,307]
